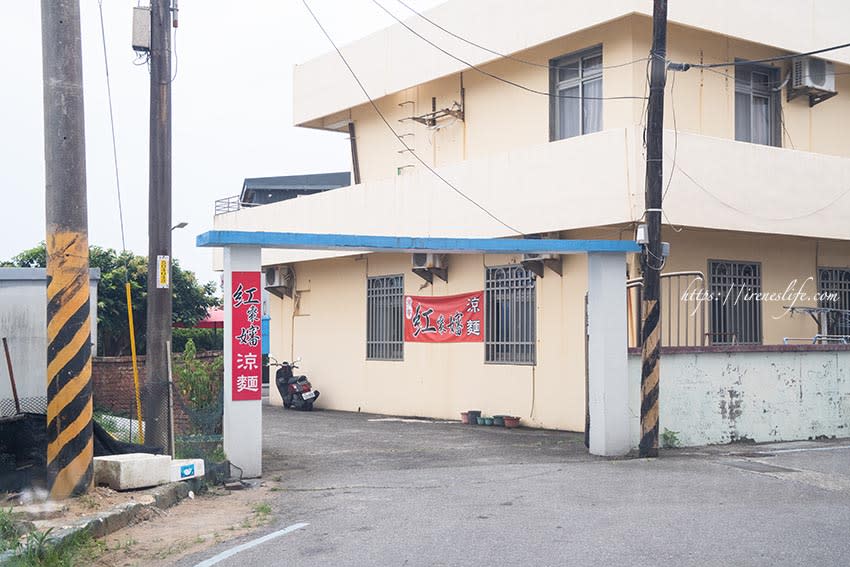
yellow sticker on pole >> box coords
[157,255,170,289]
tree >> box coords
[2,243,221,356]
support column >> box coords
[223,246,263,477]
[587,252,630,456]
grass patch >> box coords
[6,528,104,567]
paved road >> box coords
[181,406,850,566]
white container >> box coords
[170,458,205,482]
[94,453,171,490]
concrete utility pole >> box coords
[145,0,173,453]
[41,0,94,497]
[640,0,667,458]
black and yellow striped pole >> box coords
[42,0,93,498]
[640,0,667,459]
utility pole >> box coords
[640,0,667,458]
[145,0,173,453]
[41,0,93,497]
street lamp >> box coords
[171,221,188,231]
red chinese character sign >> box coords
[231,272,262,401]
[404,291,484,343]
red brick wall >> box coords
[92,351,222,436]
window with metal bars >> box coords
[366,275,404,361]
[817,267,850,336]
[485,265,536,364]
[708,260,762,344]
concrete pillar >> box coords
[587,252,630,456]
[223,246,263,477]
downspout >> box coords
[348,122,361,185]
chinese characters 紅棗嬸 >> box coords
[235,325,260,347]
[412,304,437,338]
[233,283,261,309]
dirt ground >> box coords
[90,483,277,567]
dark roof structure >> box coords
[240,172,351,206]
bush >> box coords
[174,340,222,411]
[172,328,223,353]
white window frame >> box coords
[549,45,603,141]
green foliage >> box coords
[173,327,223,353]
[7,528,102,567]
[174,340,223,411]
[661,428,681,448]
[0,507,20,552]
[2,242,220,356]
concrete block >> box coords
[170,458,205,482]
[93,453,171,491]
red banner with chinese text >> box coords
[404,291,484,343]
[231,271,262,401]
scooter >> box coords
[272,358,319,410]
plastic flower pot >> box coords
[467,410,482,424]
[503,416,521,429]
[460,412,469,424]
[483,417,494,426]
[492,415,506,427]
[476,416,486,425]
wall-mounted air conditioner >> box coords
[789,57,837,106]
[265,265,295,298]
[412,253,448,283]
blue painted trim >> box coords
[197,230,640,254]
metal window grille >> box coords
[485,265,536,364]
[818,267,850,335]
[366,275,404,361]
[708,260,762,344]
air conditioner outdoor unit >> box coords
[522,252,560,262]
[412,253,448,283]
[412,253,447,270]
[521,253,562,277]
[789,57,837,106]
[265,265,295,297]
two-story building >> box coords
[212,0,850,439]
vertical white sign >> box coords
[157,255,170,289]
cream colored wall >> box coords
[656,22,850,156]
[266,252,590,431]
[346,15,850,187]
[294,0,850,125]
[662,229,850,344]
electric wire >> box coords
[371,0,646,101]
[301,0,522,234]
[684,41,850,69]
[672,161,850,222]
[97,0,128,254]
[391,0,649,73]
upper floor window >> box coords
[550,46,603,141]
[708,260,762,345]
[735,62,780,146]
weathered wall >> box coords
[0,269,98,416]
[627,348,850,446]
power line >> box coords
[98,0,128,254]
[670,41,850,70]
[672,161,850,222]
[371,0,646,101]
[391,0,649,73]
[301,0,523,235]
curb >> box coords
[0,481,196,562]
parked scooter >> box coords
[271,358,319,410]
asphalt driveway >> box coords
[180,405,850,567]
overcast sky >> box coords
[0,0,442,288]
